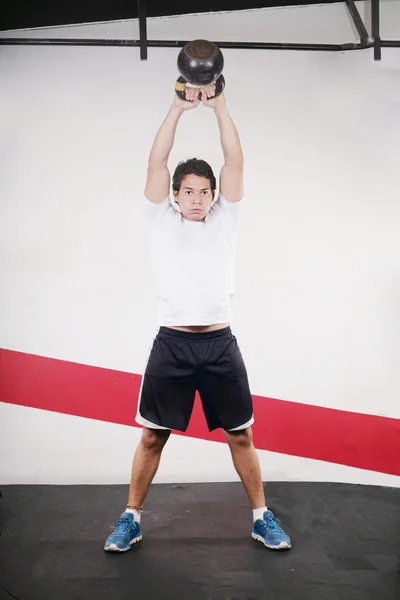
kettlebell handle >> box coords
[175,74,225,102]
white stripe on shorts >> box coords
[135,332,171,431]
[228,415,255,431]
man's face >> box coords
[173,174,214,221]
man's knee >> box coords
[223,427,253,449]
[140,427,171,452]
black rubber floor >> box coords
[0,482,399,600]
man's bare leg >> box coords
[104,426,170,551]
[127,427,171,508]
[223,427,266,509]
[223,427,291,550]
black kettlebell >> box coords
[175,39,225,102]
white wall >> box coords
[1,2,400,485]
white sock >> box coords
[125,508,141,523]
[253,507,268,522]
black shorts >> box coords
[136,326,254,432]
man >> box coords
[104,84,291,552]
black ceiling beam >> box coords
[0,38,369,52]
[371,0,381,60]
[345,0,370,46]
[1,0,397,60]
[138,1,147,60]
[0,0,343,32]
[381,40,400,48]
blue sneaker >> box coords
[252,510,291,550]
[104,512,142,552]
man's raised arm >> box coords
[145,91,201,204]
[202,89,244,203]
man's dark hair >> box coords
[172,158,216,192]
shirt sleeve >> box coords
[213,194,245,226]
[143,196,171,222]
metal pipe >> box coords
[345,0,370,46]
[199,41,346,51]
[0,38,366,52]
[371,0,381,60]
[0,38,140,46]
[381,40,400,47]
[138,1,147,60]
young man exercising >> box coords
[104,85,291,552]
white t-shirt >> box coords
[144,194,243,327]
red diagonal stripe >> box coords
[1,348,399,476]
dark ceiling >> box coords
[1,0,339,32]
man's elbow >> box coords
[223,159,243,174]
[225,152,243,169]
[148,157,168,171]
